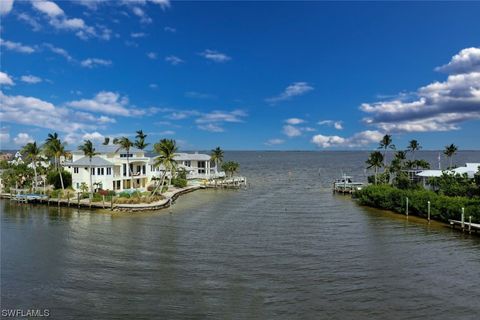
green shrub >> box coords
[356,185,480,222]
[172,177,187,188]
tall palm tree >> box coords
[444,144,458,169]
[115,137,134,189]
[366,151,384,185]
[78,140,98,199]
[378,134,395,168]
[407,139,422,162]
[22,141,41,191]
[102,137,110,145]
[44,132,67,192]
[152,139,178,194]
[134,130,149,150]
[210,147,224,174]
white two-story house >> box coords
[65,146,223,192]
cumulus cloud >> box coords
[0,91,97,133]
[0,0,14,15]
[17,13,42,31]
[311,130,383,148]
[199,49,231,63]
[67,91,141,116]
[0,71,15,86]
[361,47,480,133]
[265,138,284,146]
[20,75,42,84]
[282,125,302,137]
[80,58,112,68]
[318,120,343,130]
[131,32,146,38]
[266,82,314,104]
[82,131,105,142]
[165,55,184,65]
[146,52,157,59]
[132,6,152,24]
[197,124,224,133]
[164,26,176,33]
[285,118,305,125]
[13,133,34,146]
[0,38,35,53]
[435,47,480,75]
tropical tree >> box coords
[378,134,395,168]
[366,151,384,185]
[44,132,67,192]
[115,137,135,189]
[22,141,41,191]
[151,139,178,194]
[78,140,98,199]
[444,144,458,169]
[134,130,149,150]
[221,161,240,178]
[102,137,110,145]
[210,147,224,174]
[407,139,422,161]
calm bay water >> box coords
[1,151,480,319]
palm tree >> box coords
[134,130,149,150]
[210,147,224,174]
[221,161,240,178]
[407,139,422,162]
[378,134,395,168]
[115,137,134,189]
[22,141,41,191]
[151,139,178,194]
[444,144,458,169]
[102,137,110,145]
[366,151,384,185]
[44,132,67,192]
[78,140,98,199]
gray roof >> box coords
[68,156,114,167]
[174,152,211,161]
[72,145,143,154]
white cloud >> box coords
[149,83,158,89]
[285,118,305,125]
[20,75,42,84]
[82,131,104,142]
[0,131,10,144]
[132,6,152,24]
[164,26,176,33]
[165,55,184,65]
[196,110,247,124]
[0,38,35,53]
[13,133,34,146]
[67,91,144,117]
[80,58,112,68]
[75,111,116,124]
[17,13,42,31]
[266,82,314,104]
[32,0,63,17]
[436,47,480,75]
[0,91,96,133]
[311,130,383,148]
[265,138,284,146]
[44,43,74,61]
[131,32,146,38]
[0,0,14,16]
[0,71,15,86]
[146,52,157,59]
[197,124,224,133]
[318,120,343,130]
[185,91,215,99]
[199,49,231,63]
[361,48,480,133]
[282,125,302,137]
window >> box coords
[184,160,191,167]
[91,168,95,175]
[107,167,111,175]
[74,167,79,174]
[97,168,101,175]
[120,153,133,158]
[123,164,127,176]
[142,165,146,175]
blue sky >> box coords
[1,1,479,150]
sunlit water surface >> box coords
[1,151,480,319]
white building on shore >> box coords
[64,145,223,192]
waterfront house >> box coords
[64,146,222,192]
[415,162,480,187]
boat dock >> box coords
[203,176,247,189]
[449,219,480,233]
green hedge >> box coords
[356,185,480,223]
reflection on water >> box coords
[1,151,480,319]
